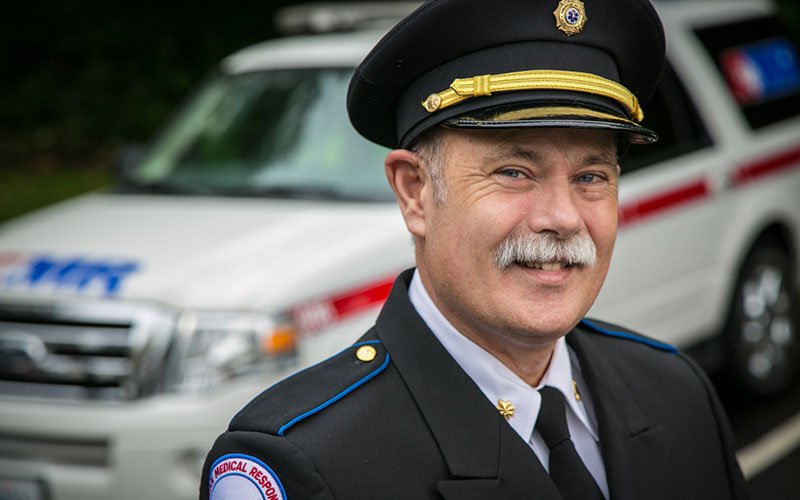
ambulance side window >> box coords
[621,63,712,175]
[694,14,800,130]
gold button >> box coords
[356,345,377,362]
[423,93,442,112]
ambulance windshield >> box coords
[125,68,393,201]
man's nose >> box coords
[525,181,582,238]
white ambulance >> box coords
[1,1,799,499]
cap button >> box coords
[356,345,378,362]
[423,93,442,112]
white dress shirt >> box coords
[408,271,609,498]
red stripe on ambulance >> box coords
[620,145,800,227]
[733,145,800,186]
[619,179,710,227]
[329,277,395,318]
[292,275,397,333]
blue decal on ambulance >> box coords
[0,252,140,296]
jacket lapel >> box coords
[375,271,562,500]
[567,330,677,500]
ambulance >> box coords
[1,1,799,498]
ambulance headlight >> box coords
[167,311,297,393]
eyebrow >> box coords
[486,145,543,163]
[486,145,618,167]
[582,151,619,167]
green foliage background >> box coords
[1,2,294,171]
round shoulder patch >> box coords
[209,453,287,500]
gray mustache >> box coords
[495,232,597,268]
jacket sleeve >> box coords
[688,357,749,500]
[200,430,334,500]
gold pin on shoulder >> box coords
[356,345,377,362]
[573,379,582,401]
[553,0,587,36]
[496,399,515,420]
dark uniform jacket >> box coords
[201,269,747,499]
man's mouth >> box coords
[516,260,576,271]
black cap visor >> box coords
[444,104,658,145]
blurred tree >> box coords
[0,1,295,169]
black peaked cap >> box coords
[347,0,666,149]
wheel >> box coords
[724,244,800,398]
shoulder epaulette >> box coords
[579,318,678,354]
[229,339,390,436]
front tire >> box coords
[724,244,800,398]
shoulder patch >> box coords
[230,338,390,436]
[209,453,286,500]
[579,318,678,354]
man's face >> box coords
[413,127,619,349]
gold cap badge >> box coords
[553,0,587,36]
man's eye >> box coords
[499,169,525,179]
[577,173,603,183]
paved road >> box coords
[720,381,800,499]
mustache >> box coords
[495,231,597,269]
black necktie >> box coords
[536,386,603,500]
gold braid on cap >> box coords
[421,69,644,122]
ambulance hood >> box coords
[0,193,411,311]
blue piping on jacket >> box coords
[580,319,678,354]
[278,340,390,436]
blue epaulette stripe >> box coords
[580,319,678,354]
[277,340,390,436]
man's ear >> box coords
[385,149,428,238]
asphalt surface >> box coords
[720,381,800,499]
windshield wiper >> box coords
[228,185,387,202]
[117,179,390,201]
[116,178,214,196]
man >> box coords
[201,0,747,498]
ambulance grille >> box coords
[0,302,174,402]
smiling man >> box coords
[201,1,747,499]
[390,128,620,383]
